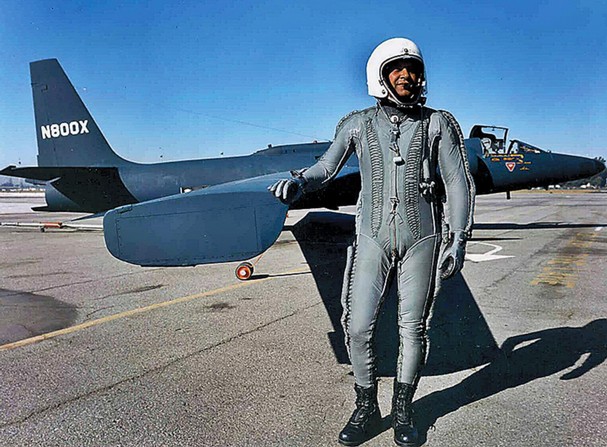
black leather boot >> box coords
[338,383,382,446]
[391,381,419,447]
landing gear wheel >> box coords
[235,262,254,281]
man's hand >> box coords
[439,230,467,280]
[268,177,305,204]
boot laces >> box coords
[393,388,413,424]
[394,405,412,425]
[350,405,373,424]
[352,387,377,422]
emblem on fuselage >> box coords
[40,120,89,139]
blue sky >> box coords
[0,0,605,168]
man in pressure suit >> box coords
[270,37,475,446]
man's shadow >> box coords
[290,212,607,444]
[413,319,607,444]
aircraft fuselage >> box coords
[1,59,604,214]
[4,138,604,213]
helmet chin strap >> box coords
[384,84,425,108]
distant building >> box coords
[0,175,27,189]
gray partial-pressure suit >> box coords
[298,102,474,388]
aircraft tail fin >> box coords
[30,59,127,167]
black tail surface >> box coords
[30,59,127,167]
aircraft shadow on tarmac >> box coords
[474,222,606,230]
[470,236,521,242]
[290,211,501,377]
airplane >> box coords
[1,59,604,277]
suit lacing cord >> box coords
[380,106,404,261]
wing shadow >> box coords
[474,222,606,230]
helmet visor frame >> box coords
[380,55,426,106]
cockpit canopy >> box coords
[470,125,509,156]
[470,125,548,157]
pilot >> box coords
[269,38,475,447]
[481,137,493,156]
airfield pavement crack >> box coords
[84,305,115,320]
[0,299,324,429]
[0,268,165,298]
[0,303,78,309]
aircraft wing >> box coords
[103,172,291,267]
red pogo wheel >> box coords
[235,262,254,280]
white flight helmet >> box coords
[366,37,427,106]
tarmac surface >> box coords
[0,191,606,446]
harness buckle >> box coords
[419,180,436,198]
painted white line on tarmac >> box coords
[465,242,515,263]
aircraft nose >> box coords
[579,158,605,177]
[593,158,606,176]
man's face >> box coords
[384,58,423,100]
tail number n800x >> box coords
[40,120,89,139]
